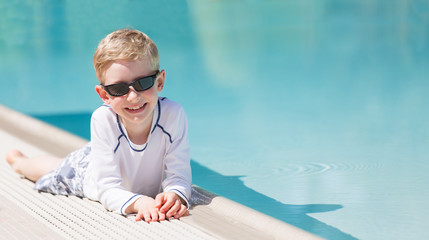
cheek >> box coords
[141,88,159,100]
[108,97,124,108]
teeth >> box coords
[128,104,144,110]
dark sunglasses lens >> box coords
[106,84,129,96]
[135,77,155,91]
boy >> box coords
[6,29,192,222]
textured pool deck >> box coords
[0,104,322,240]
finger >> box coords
[135,211,144,222]
[160,197,176,213]
[136,209,149,222]
[150,208,159,222]
[154,193,165,209]
[143,210,152,223]
[175,205,188,219]
[158,211,166,221]
[166,200,181,218]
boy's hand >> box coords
[155,192,189,219]
[132,196,166,222]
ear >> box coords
[156,70,165,92]
[95,85,111,105]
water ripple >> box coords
[276,162,383,178]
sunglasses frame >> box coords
[101,71,159,96]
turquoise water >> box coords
[2,1,429,239]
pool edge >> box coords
[0,104,322,240]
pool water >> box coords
[2,1,429,239]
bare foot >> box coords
[6,150,26,173]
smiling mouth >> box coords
[126,103,147,112]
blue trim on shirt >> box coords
[115,114,147,152]
[114,135,124,153]
[113,98,173,153]
[151,99,161,134]
[151,99,173,143]
[121,194,143,215]
[156,124,173,143]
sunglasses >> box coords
[101,71,159,96]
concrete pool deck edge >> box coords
[0,104,322,240]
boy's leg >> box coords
[6,150,63,182]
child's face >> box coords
[95,59,164,130]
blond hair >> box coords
[93,29,160,83]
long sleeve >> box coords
[161,106,192,207]
[89,108,142,214]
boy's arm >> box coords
[88,109,144,215]
[161,107,192,208]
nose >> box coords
[126,86,141,102]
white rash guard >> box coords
[83,97,191,215]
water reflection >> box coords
[191,160,357,240]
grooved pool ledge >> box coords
[0,104,322,240]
